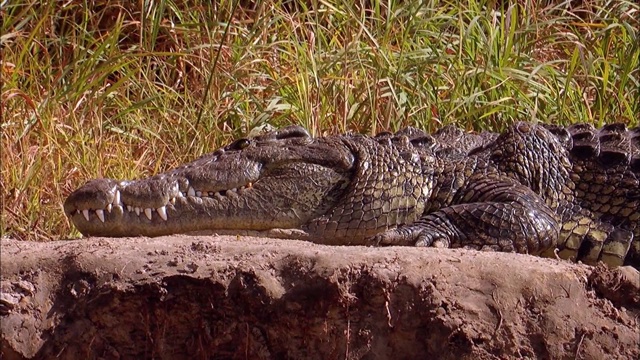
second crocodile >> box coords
[64,122,640,268]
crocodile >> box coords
[64,122,640,268]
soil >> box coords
[1,236,639,360]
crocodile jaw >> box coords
[65,168,348,237]
[64,134,355,237]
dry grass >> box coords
[1,0,638,240]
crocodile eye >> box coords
[229,138,251,150]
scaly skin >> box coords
[64,122,640,268]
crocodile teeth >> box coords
[157,206,168,221]
[187,187,196,197]
[127,205,133,212]
[247,182,252,188]
[96,209,105,223]
[144,208,153,220]
[106,203,113,213]
[170,197,176,205]
[82,209,90,221]
[135,207,141,216]
[196,190,202,197]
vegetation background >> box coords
[1,0,638,240]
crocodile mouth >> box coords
[65,179,256,224]
[65,164,351,237]
[64,128,355,237]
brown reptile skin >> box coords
[65,122,639,268]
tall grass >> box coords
[1,0,638,240]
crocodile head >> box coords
[64,126,355,237]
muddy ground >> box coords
[1,236,639,359]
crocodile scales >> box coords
[64,122,640,268]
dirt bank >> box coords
[1,236,638,359]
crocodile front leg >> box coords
[373,177,560,255]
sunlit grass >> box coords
[1,0,638,240]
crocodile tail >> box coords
[538,122,639,268]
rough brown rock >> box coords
[1,236,638,359]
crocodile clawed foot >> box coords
[370,226,451,248]
[417,235,450,248]
[369,229,414,246]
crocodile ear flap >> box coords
[409,135,436,148]
[275,126,311,140]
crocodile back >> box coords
[560,124,640,216]
[431,125,498,155]
[557,123,640,265]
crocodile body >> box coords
[64,122,640,268]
